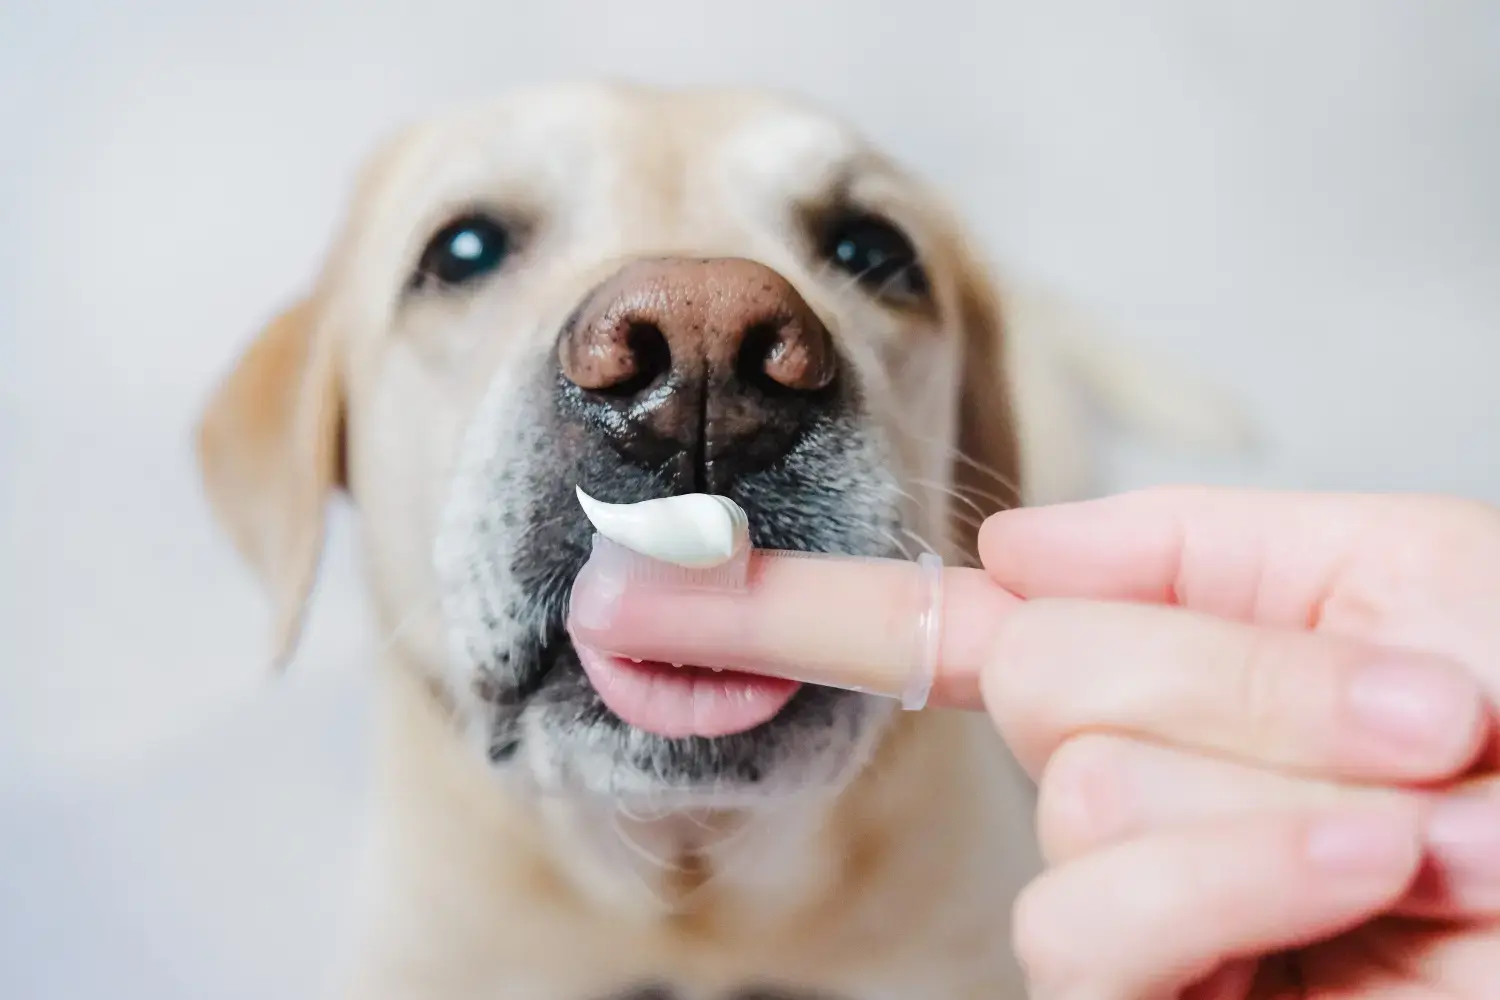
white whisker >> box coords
[898,527,940,558]
[876,526,915,561]
[949,510,986,533]
[903,427,1023,503]
[615,798,674,825]
[910,476,988,521]
[368,595,445,659]
[609,812,685,873]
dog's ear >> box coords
[195,294,344,669]
[946,238,1024,565]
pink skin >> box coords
[567,550,1019,737]
[573,646,801,739]
[572,487,1500,996]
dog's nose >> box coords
[560,258,836,395]
[557,258,839,490]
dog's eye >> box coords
[414,215,512,288]
[821,213,929,301]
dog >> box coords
[196,81,1246,999]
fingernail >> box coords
[1428,792,1500,878]
[1346,659,1479,756]
[1306,809,1418,877]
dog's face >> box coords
[197,83,1018,809]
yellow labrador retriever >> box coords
[197,81,1229,999]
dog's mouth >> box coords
[572,644,802,739]
[521,532,817,741]
[441,467,908,796]
[447,354,907,789]
[509,497,899,748]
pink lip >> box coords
[572,643,801,739]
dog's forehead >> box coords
[713,104,865,201]
[372,86,866,210]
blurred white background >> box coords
[1,1,1497,996]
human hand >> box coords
[561,483,1500,995]
[977,488,1500,999]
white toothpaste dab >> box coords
[575,487,750,569]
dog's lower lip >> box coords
[573,642,800,739]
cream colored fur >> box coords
[196,82,1245,1000]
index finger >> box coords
[978,487,1391,625]
[567,548,1015,711]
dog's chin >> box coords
[507,641,894,807]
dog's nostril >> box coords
[739,314,837,395]
[737,321,780,392]
[612,321,671,396]
[558,309,673,396]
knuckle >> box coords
[1424,497,1500,564]
[1010,878,1072,984]
[980,603,1058,766]
[1410,494,1500,531]
[1141,482,1218,508]
[1228,629,1301,756]
[1381,495,1500,565]
[1036,734,1132,862]
[1352,495,1500,611]
[1011,876,1113,998]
